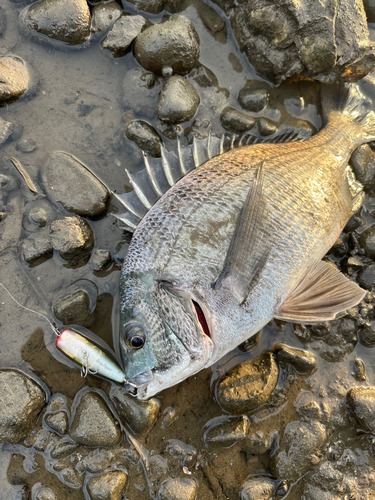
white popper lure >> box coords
[56,329,126,383]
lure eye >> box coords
[124,324,145,350]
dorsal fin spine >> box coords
[112,192,143,219]
[143,153,163,198]
[161,146,175,186]
[126,169,152,209]
[177,138,187,176]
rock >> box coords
[21,230,53,263]
[84,449,116,473]
[297,401,324,421]
[196,0,226,40]
[135,16,200,75]
[203,415,250,448]
[245,431,271,456]
[0,56,29,103]
[220,106,256,133]
[189,65,219,88]
[0,370,45,443]
[257,117,278,136]
[34,486,55,500]
[70,391,121,447]
[45,411,69,435]
[353,358,366,382]
[125,120,162,157]
[101,14,149,57]
[91,2,122,34]
[42,152,109,217]
[158,477,197,500]
[50,440,79,459]
[157,76,200,124]
[23,199,56,232]
[238,87,269,113]
[217,351,278,414]
[0,117,13,145]
[50,217,94,261]
[16,138,36,153]
[33,429,52,451]
[273,344,317,373]
[359,226,375,259]
[91,249,111,271]
[20,0,91,45]
[122,68,161,117]
[110,386,159,435]
[87,470,127,500]
[240,478,275,500]
[350,143,375,193]
[127,0,183,14]
[347,386,375,432]
[358,321,375,347]
[165,440,197,467]
[357,264,375,289]
[60,467,84,488]
[53,289,91,324]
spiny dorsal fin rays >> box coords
[126,169,154,210]
[112,191,146,219]
[177,138,187,175]
[161,146,176,186]
[143,153,163,198]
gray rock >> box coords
[53,289,91,324]
[33,429,52,451]
[50,217,94,260]
[347,386,375,432]
[60,467,84,488]
[189,65,219,88]
[91,2,122,34]
[21,230,53,263]
[23,199,56,232]
[158,477,197,500]
[125,120,162,157]
[196,0,226,40]
[50,440,79,459]
[110,386,159,435]
[102,14,149,57]
[217,351,278,414]
[0,370,45,443]
[16,138,36,153]
[0,56,29,103]
[122,68,161,117]
[220,106,256,133]
[238,87,269,113]
[127,0,183,14]
[42,152,109,217]
[359,227,375,259]
[87,471,127,500]
[91,249,111,271]
[34,486,55,500]
[20,0,91,46]
[240,478,275,500]
[357,264,375,289]
[245,431,271,456]
[353,358,366,381]
[45,411,69,435]
[273,343,317,373]
[70,391,121,447]
[157,76,200,124]
[350,143,375,193]
[0,117,13,145]
[358,321,375,347]
[203,415,250,448]
[257,117,279,136]
[83,449,116,473]
[135,16,200,75]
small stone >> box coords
[353,358,366,382]
[53,289,91,324]
[48,393,67,412]
[50,440,79,459]
[84,449,116,474]
[350,143,375,193]
[358,322,375,347]
[16,138,36,153]
[33,429,51,451]
[245,431,271,455]
[91,2,122,33]
[23,199,56,232]
[240,478,275,500]
[0,370,45,443]
[161,65,173,78]
[125,120,162,157]
[298,401,323,421]
[238,87,269,112]
[347,387,375,432]
[165,440,197,467]
[21,230,53,263]
[158,477,196,500]
[203,415,250,448]
[34,486,55,500]
[189,65,219,88]
[87,471,127,500]
[101,14,149,57]
[60,467,84,488]
[217,351,278,414]
[70,391,121,447]
[135,16,200,75]
[220,106,256,133]
[42,152,109,217]
[0,56,29,103]
[50,217,94,260]
[0,117,13,145]
[273,344,317,373]
[359,227,375,259]
[258,117,279,136]
[91,249,111,271]
[157,76,200,124]
[110,386,159,435]
[357,264,375,290]
[45,411,69,435]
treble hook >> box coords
[80,350,98,378]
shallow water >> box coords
[1,1,375,499]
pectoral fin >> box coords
[275,260,366,323]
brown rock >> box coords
[0,56,29,103]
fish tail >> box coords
[321,82,375,142]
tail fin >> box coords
[321,82,375,142]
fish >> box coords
[116,83,374,399]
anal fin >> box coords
[275,260,366,323]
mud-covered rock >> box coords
[165,440,197,467]
[110,386,159,435]
[357,264,375,289]
[238,87,269,113]
[91,2,122,34]
[70,391,121,447]
[52,289,91,324]
[21,230,53,263]
[50,440,79,459]
[245,431,271,456]
[87,470,127,500]
[126,0,183,14]
[297,401,325,421]
[217,351,278,414]
[273,344,317,373]
[23,200,56,232]
[220,106,256,133]
[50,217,94,261]
[358,321,375,347]
[157,76,199,124]
[84,449,116,474]
[45,411,68,435]
[33,429,52,452]
[347,386,375,432]
[0,370,45,443]
[91,249,111,271]
[203,415,250,448]
[353,358,367,381]
[42,152,109,217]
[20,0,91,45]
[0,117,13,144]
[135,16,200,75]
[101,14,149,57]
[125,120,162,157]
[240,477,275,500]
[158,477,197,500]
[0,56,29,103]
[350,143,375,193]
[17,138,36,153]
[34,486,55,500]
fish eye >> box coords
[124,324,145,350]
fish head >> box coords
[119,271,215,399]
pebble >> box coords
[125,120,162,157]
[121,68,161,117]
[135,16,200,75]
[245,431,271,456]
[347,386,375,432]
[358,321,375,347]
[0,370,45,443]
[217,351,278,414]
[87,470,127,500]
[0,117,13,144]
[91,2,122,34]
[351,143,375,193]
[238,87,269,112]
[240,477,275,500]
[158,477,197,500]
[297,401,323,421]
[357,264,375,289]
[157,76,200,124]
[45,411,69,435]
[165,440,197,467]
[20,0,91,45]
[33,429,52,452]
[189,64,219,88]
[273,344,317,373]
[50,217,94,261]
[34,486,56,500]
[0,56,29,103]
[359,226,375,259]
[84,449,116,474]
[16,138,37,153]
[42,151,109,217]
[23,199,56,232]
[60,467,84,488]
[52,289,91,324]
[70,391,121,447]
[91,249,111,271]
[50,440,79,459]
[21,230,53,263]
[257,117,279,136]
[203,415,250,448]
[101,14,149,57]
[220,106,256,133]
[110,386,159,435]
[353,358,366,381]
